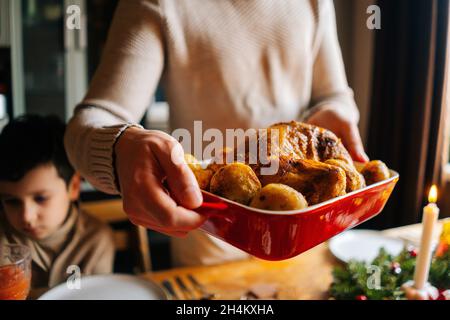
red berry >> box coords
[356,295,368,300]
[409,249,418,257]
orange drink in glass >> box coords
[0,244,31,300]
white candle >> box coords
[413,185,439,290]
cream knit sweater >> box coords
[65,0,358,266]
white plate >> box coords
[38,274,168,300]
[329,230,405,263]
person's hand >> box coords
[306,107,369,163]
[114,127,206,237]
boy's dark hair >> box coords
[0,115,75,185]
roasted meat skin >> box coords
[257,121,353,163]
[325,159,366,192]
[256,157,347,205]
[211,121,353,164]
[209,121,361,204]
[249,122,353,204]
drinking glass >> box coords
[0,244,32,300]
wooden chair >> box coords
[81,199,152,273]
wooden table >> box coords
[29,219,447,300]
[143,219,447,300]
[144,243,340,300]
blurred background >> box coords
[0,0,449,271]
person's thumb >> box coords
[342,124,369,163]
[154,139,203,209]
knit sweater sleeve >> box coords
[306,0,360,124]
[64,0,164,195]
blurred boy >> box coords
[0,115,114,290]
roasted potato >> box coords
[250,183,308,211]
[194,169,214,190]
[210,162,261,205]
[184,153,201,169]
[360,160,390,185]
[184,154,213,190]
[207,147,234,174]
[325,159,366,192]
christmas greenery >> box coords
[430,248,450,289]
[329,247,449,300]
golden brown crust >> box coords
[210,162,262,205]
[208,121,352,168]
[265,121,353,164]
[360,160,390,185]
[187,122,388,208]
[255,157,347,205]
[325,159,366,192]
[205,122,356,205]
[194,168,214,190]
[185,154,214,190]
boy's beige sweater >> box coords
[65,0,358,266]
[0,205,114,289]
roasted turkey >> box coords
[186,121,390,207]
[209,121,365,205]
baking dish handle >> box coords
[201,202,228,210]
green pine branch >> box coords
[330,247,449,300]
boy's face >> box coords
[0,164,80,240]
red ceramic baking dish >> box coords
[195,169,399,261]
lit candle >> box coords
[413,185,440,290]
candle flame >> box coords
[428,185,438,203]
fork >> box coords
[174,276,196,300]
[161,280,180,300]
[187,274,218,300]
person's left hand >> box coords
[306,107,369,163]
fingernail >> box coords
[359,151,370,163]
[183,185,203,207]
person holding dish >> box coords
[65,0,368,267]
